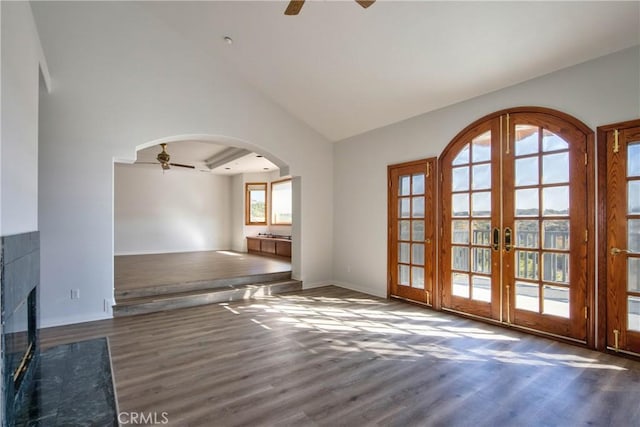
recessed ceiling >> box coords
[140,1,640,141]
[134,140,278,175]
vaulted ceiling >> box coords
[139,1,640,141]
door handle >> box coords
[611,247,638,256]
[492,227,500,251]
[504,227,513,252]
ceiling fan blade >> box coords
[355,0,375,8]
[135,162,160,165]
[169,162,195,169]
[284,0,305,15]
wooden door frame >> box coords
[596,118,640,352]
[387,158,438,306]
[439,106,596,346]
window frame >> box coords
[271,178,293,225]
[245,182,268,226]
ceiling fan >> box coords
[285,0,375,15]
[137,143,196,171]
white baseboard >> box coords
[114,247,229,256]
[328,281,387,298]
[41,312,112,329]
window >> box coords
[245,183,267,225]
[271,179,292,225]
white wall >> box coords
[33,2,333,327]
[114,164,232,255]
[1,2,47,235]
[333,46,640,298]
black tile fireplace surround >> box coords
[1,231,40,427]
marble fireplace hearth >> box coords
[1,231,40,426]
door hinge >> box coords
[505,113,511,154]
[584,229,588,242]
[613,129,619,153]
[440,172,443,182]
[426,163,431,178]
[613,329,620,351]
[584,306,589,319]
[584,152,588,166]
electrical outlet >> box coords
[70,289,80,299]
[104,299,111,313]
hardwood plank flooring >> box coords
[41,286,640,426]
[115,251,291,291]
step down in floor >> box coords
[115,271,292,300]
[113,279,302,317]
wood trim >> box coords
[387,158,437,305]
[245,182,268,226]
[441,106,593,161]
[597,119,640,352]
[439,107,595,344]
[271,178,292,225]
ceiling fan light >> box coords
[161,162,171,170]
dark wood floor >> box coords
[114,250,291,291]
[42,286,640,426]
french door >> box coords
[604,121,640,354]
[441,109,592,341]
[388,159,437,305]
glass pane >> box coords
[412,173,425,195]
[543,220,570,250]
[472,192,491,217]
[628,296,640,332]
[399,198,410,218]
[399,265,410,285]
[542,152,569,184]
[515,220,539,248]
[515,157,538,187]
[472,248,491,274]
[472,132,491,163]
[452,167,469,191]
[629,181,640,214]
[472,276,491,302]
[629,258,640,293]
[515,188,539,217]
[412,267,425,289]
[628,143,640,177]
[412,220,424,242]
[543,252,569,284]
[412,243,425,265]
[516,250,539,280]
[515,125,538,156]
[452,273,469,298]
[543,285,569,318]
[452,247,469,271]
[472,164,491,190]
[543,186,569,216]
[542,130,568,152]
[629,219,640,252]
[399,176,411,196]
[399,220,410,241]
[453,144,470,165]
[472,220,491,246]
[453,194,469,217]
[412,197,425,218]
[452,220,469,244]
[516,281,539,312]
[399,243,410,264]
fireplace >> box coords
[1,231,40,426]
[6,289,37,391]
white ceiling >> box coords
[135,141,279,175]
[140,1,640,142]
